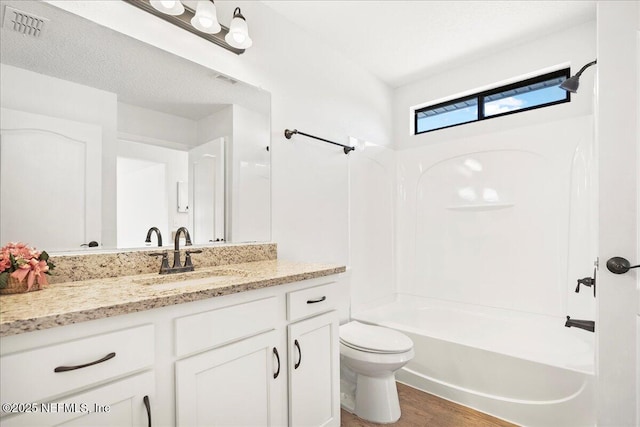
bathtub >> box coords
[352,294,595,427]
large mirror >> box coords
[0,1,271,252]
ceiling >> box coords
[262,1,597,88]
[0,0,597,113]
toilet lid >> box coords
[339,321,413,353]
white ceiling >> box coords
[262,1,597,87]
[0,0,597,114]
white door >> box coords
[288,311,340,427]
[117,157,168,249]
[193,156,216,244]
[1,372,154,427]
[596,2,639,426]
[0,108,102,250]
[189,138,225,244]
[175,329,285,427]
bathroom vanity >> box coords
[0,245,346,427]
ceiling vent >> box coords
[2,6,48,38]
[215,74,238,85]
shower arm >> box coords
[573,60,597,79]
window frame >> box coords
[414,68,571,135]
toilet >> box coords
[339,321,414,424]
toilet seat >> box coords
[340,321,413,354]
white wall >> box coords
[117,139,189,247]
[118,102,198,148]
[197,106,233,146]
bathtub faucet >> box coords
[565,316,595,333]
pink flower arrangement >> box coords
[0,242,55,291]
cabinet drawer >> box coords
[175,296,278,357]
[1,371,154,427]
[0,324,154,405]
[287,282,339,322]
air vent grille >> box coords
[2,6,48,38]
[215,74,238,85]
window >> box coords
[414,69,570,134]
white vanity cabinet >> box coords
[173,279,341,427]
[287,284,341,427]
[0,274,343,427]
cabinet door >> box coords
[288,311,340,427]
[1,371,154,427]
[175,329,285,427]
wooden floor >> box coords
[341,383,518,427]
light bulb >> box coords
[191,1,221,34]
[150,0,184,15]
[233,32,246,43]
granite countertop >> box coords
[0,260,346,337]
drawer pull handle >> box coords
[294,339,302,369]
[307,296,326,304]
[273,347,281,379]
[54,352,116,373]
[143,395,152,427]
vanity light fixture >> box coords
[124,0,249,55]
[225,7,252,49]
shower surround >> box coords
[353,115,596,426]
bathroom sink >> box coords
[131,268,250,287]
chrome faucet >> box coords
[145,227,163,247]
[565,316,595,333]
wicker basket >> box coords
[0,275,41,295]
